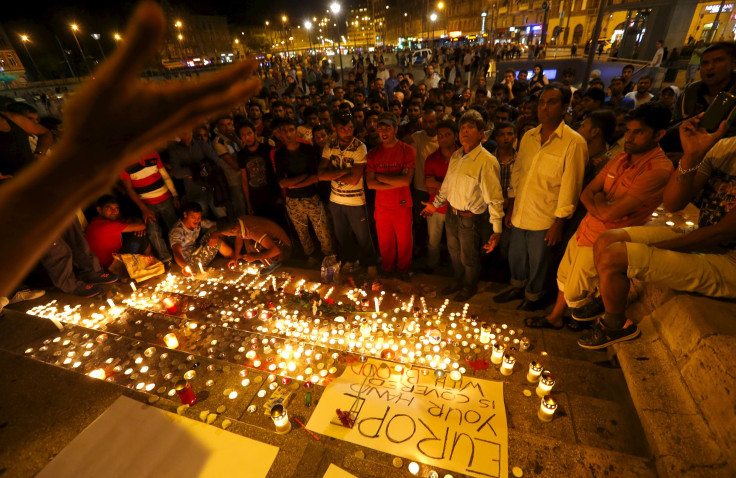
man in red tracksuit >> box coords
[366,113,415,281]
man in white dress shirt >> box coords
[421,110,505,302]
[494,83,588,310]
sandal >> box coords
[524,315,565,330]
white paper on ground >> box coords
[38,396,279,478]
[323,463,358,478]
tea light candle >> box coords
[491,343,506,364]
[479,322,491,344]
[500,354,515,376]
[538,395,557,422]
[270,404,292,434]
[449,370,462,382]
[88,369,106,380]
[162,297,178,314]
[408,461,420,474]
[175,380,197,405]
[164,333,179,349]
[536,371,555,398]
[526,360,543,383]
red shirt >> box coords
[366,141,415,209]
[576,148,673,247]
[85,216,128,267]
[424,149,451,214]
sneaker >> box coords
[577,320,641,349]
[493,287,525,303]
[87,272,119,285]
[441,283,462,295]
[453,288,477,302]
[259,261,283,276]
[571,297,605,322]
[73,284,102,298]
[8,289,45,304]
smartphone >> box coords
[700,92,736,132]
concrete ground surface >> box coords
[0,264,660,478]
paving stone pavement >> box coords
[0,266,658,478]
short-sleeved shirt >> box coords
[169,219,215,262]
[85,216,128,267]
[366,141,415,209]
[424,149,450,213]
[696,136,736,245]
[576,148,673,247]
[273,143,321,198]
[120,153,171,205]
[238,143,274,190]
[322,136,368,206]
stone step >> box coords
[614,315,732,478]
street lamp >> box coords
[91,33,106,60]
[19,34,43,81]
[437,2,446,37]
[305,21,314,55]
[330,2,344,84]
[70,24,92,74]
[430,13,437,46]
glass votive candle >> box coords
[164,333,179,349]
[449,370,462,382]
[491,343,506,365]
[270,404,292,434]
[500,354,515,376]
[536,371,555,398]
[479,322,492,344]
[162,297,178,314]
[175,380,197,405]
[526,360,543,383]
[519,337,531,351]
[538,395,557,422]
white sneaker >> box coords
[9,289,46,304]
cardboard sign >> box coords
[307,360,507,478]
[38,396,279,478]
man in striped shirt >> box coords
[121,152,180,264]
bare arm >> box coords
[653,207,736,253]
[241,168,252,213]
[579,172,606,218]
[122,218,146,232]
[376,167,414,187]
[220,152,239,171]
[366,170,395,190]
[121,177,154,222]
[318,155,349,181]
[171,243,188,269]
[340,163,365,185]
[425,175,442,194]
[0,1,261,297]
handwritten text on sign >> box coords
[306,360,507,478]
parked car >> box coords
[411,49,432,65]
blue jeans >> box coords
[508,227,551,301]
[146,198,178,263]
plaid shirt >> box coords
[499,151,516,198]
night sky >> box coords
[3,0,314,79]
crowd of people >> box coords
[2,19,735,350]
